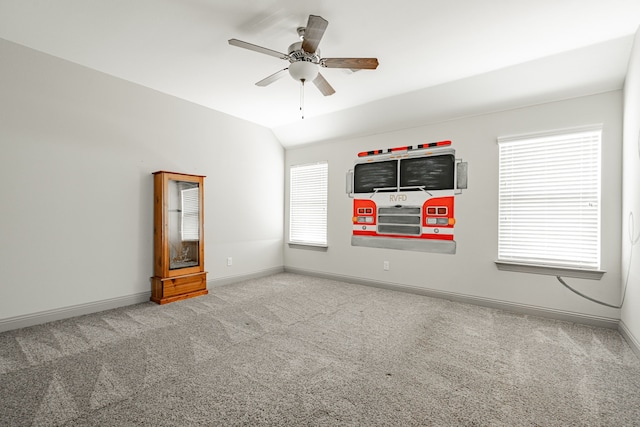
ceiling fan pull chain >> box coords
[300,79,305,119]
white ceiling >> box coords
[1,0,639,147]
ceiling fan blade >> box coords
[312,72,335,96]
[321,58,379,70]
[228,39,289,60]
[256,68,289,87]
[301,15,328,54]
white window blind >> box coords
[181,187,199,241]
[289,162,328,246]
[497,127,601,270]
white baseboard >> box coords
[0,291,151,333]
[2,266,625,339]
[284,267,620,330]
[208,266,285,288]
[619,320,640,359]
[0,266,286,333]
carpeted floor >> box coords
[1,273,639,426]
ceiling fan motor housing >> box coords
[288,42,320,62]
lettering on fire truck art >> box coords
[346,140,468,254]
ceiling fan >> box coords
[228,14,379,100]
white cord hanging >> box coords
[557,211,639,309]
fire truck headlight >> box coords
[427,217,451,226]
[357,216,373,223]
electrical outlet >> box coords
[383,261,389,271]
[227,257,232,266]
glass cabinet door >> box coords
[167,179,200,270]
[152,170,206,304]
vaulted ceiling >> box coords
[1,0,639,147]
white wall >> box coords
[0,39,284,321]
[285,91,623,322]
[621,27,640,347]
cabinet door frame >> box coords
[153,171,205,279]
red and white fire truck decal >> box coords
[346,140,467,254]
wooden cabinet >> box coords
[151,171,207,304]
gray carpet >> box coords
[1,273,639,426]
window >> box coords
[289,162,328,246]
[181,187,200,241]
[497,126,602,273]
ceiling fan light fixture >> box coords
[288,61,318,83]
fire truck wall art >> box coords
[346,140,468,254]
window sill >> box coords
[495,261,605,280]
[288,242,328,251]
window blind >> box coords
[181,187,200,241]
[289,162,328,246]
[497,127,601,270]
